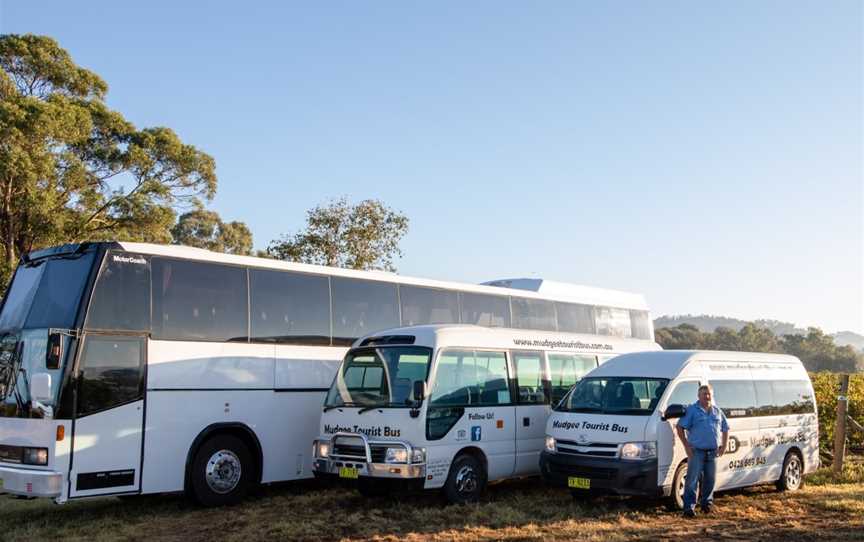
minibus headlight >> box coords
[410,447,426,464]
[545,436,556,453]
[315,441,330,459]
[385,447,408,464]
[22,447,48,465]
[620,441,656,460]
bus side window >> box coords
[399,286,459,326]
[249,269,330,345]
[511,298,556,332]
[86,252,151,332]
[459,293,511,328]
[555,302,596,334]
[77,336,144,417]
[331,278,399,346]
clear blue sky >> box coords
[2,1,862,333]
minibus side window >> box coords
[548,354,597,405]
[430,350,510,407]
[512,351,546,404]
[753,381,775,416]
[664,380,699,409]
[710,380,758,418]
[772,380,815,415]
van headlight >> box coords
[314,440,330,459]
[545,436,556,452]
[385,447,408,463]
[620,441,656,460]
[22,447,48,465]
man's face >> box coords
[698,387,712,406]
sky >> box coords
[1,1,862,334]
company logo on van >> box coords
[113,254,146,265]
[552,420,629,433]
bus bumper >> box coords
[540,451,662,497]
[0,464,63,498]
[312,433,426,482]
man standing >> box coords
[675,384,729,517]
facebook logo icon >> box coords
[471,426,482,441]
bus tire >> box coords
[668,461,687,510]
[190,434,254,506]
[443,453,486,504]
[357,478,389,498]
[776,451,804,492]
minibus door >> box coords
[69,334,146,498]
[512,351,550,476]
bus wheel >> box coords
[190,434,254,506]
[669,461,687,510]
[443,454,486,504]
[776,451,803,492]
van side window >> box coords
[753,380,775,416]
[430,350,510,407]
[548,354,597,405]
[512,351,546,405]
[710,380,757,418]
[772,380,815,415]
[665,380,699,408]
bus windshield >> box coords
[557,376,669,416]
[324,346,432,409]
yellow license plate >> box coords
[568,476,590,489]
[339,467,359,479]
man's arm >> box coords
[676,424,693,458]
[718,431,729,456]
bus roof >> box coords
[589,350,805,380]
[354,324,661,352]
[114,242,649,310]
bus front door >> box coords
[69,334,146,498]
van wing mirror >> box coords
[46,332,63,370]
[663,403,686,420]
[30,372,52,402]
[412,380,426,403]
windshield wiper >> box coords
[564,406,602,413]
[605,408,650,415]
[323,402,360,412]
[358,402,405,414]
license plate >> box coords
[339,467,359,479]
[568,476,590,489]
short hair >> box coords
[698,384,713,394]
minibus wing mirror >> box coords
[30,372,52,402]
[46,332,63,370]
[663,403,686,421]
[412,380,426,403]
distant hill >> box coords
[653,314,864,352]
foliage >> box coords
[811,373,864,453]
[655,324,863,373]
[171,209,253,255]
[267,197,409,271]
[0,34,218,285]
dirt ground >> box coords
[1,473,862,542]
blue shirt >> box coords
[678,402,729,450]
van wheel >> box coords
[357,478,389,498]
[669,462,687,510]
[190,435,254,506]
[776,451,803,492]
[443,454,486,504]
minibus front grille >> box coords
[549,462,617,480]
[332,443,367,460]
[555,439,619,458]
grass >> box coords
[0,468,862,542]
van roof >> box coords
[354,324,661,353]
[589,350,804,380]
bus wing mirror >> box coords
[413,380,426,402]
[30,373,52,402]
[663,403,686,420]
[46,332,63,370]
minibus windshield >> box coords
[557,377,669,416]
[324,346,432,409]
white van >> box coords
[312,324,660,503]
[540,350,819,508]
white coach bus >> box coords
[311,325,660,503]
[540,351,819,508]
[0,242,654,505]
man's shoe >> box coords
[683,509,696,518]
[701,503,714,514]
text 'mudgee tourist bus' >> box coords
[0,242,654,504]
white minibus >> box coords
[540,350,819,508]
[312,324,660,503]
[0,242,655,505]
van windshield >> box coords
[324,346,432,409]
[557,377,669,416]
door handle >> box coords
[523,417,530,427]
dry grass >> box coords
[0,471,862,542]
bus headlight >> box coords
[315,440,330,459]
[22,447,48,465]
[620,441,656,460]
[545,436,556,452]
[385,447,408,464]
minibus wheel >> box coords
[669,461,687,510]
[190,434,254,506]
[776,451,803,492]
[443,454,486,504]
